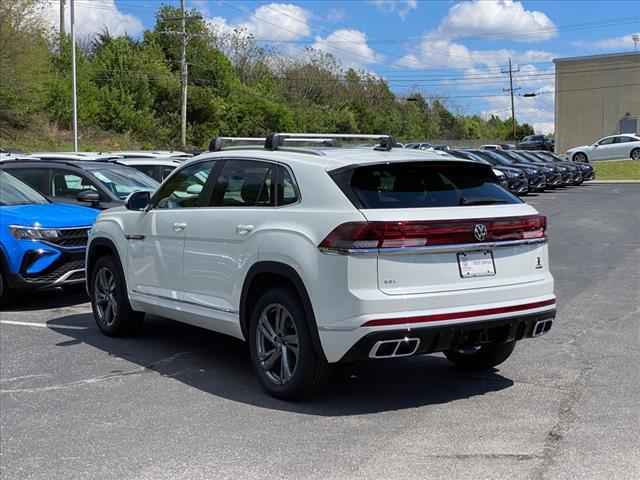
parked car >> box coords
[566,134,640,162]
[108,157,182,183]
[480,144,503,151]
[108,150,192,160]
[0,171,98,305]
[492,150,565,188]
[537,151,595,181]
[0,158,159,210]
[517,135,554,152]
[515,150,578,186]
[449,150,529,195]
[432,144,450,151]
[405,142,433,150]
[86,133,555,400]
[467,149,547,192]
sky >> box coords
[43,0,640,134]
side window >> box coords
[598,137,615,145]
[215,160,275,207]
[616,136,635,143]
[160,166,175,181]
[5,168,50,195]
[154,161,216,209]
[50,169,99,199]
[134,165,158,181]
[278,166,299,206]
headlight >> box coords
[526,168,538,175]
[492,168,505,177]
[9,226,60,241]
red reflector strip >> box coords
[362,299,556,327]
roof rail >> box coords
[265,133,395,151]
[209,136,338,152]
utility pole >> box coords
[180,0,188,148]
[59,0,66,39]
[502,58,521,141]
[70,0,78,152]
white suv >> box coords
[86,133,556,399]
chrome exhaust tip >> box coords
[532,319,553,337]
[369,337,420,359]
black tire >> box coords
[90,255,143,336]
[0,268,9,308]
[248,286,328,400]
[573,152,588,163]
[631,148,640,161]
[444,341,516,370]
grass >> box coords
[594,159,640,180]
[1,117,145,153]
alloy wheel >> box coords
[94,267,118,326]
[256,303,299,385]
[632,149,640,161]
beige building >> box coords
[554,52,640,154]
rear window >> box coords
[331,161,521,209]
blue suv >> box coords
[0,171,98,306]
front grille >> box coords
[23,259,85,284]
[51,228,91,248]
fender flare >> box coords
[239,261,327,363]
[86,237,120,292]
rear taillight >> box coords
[319,215,547,252]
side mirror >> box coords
[126,190,151,211]
[77,190,100,205]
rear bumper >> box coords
[340,309,555,363]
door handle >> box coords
[236,224,254,235]
[173,222,187,232]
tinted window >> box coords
[331,162,520,209]
[4,168,50,195]
[154,161,216,209]
[214,160,275,207]
[616,136,636,143]
[133,165,158,181]
[0,171,48,205]
[160,166,175,180]
[598,137,615,145]
[51,169,100,200]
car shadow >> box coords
[2,287,89,312]
[47,313,514,416]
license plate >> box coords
[457,250,496,278]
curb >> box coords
[589,180,640,184]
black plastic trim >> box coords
[339,309,556,363]
[240,261,327,362]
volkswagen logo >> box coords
[473,224,488,241]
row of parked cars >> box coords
[405,144,595,196]
[0,135,559,399]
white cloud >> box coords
[483,82,555,134]
[573,32,640,50]
[313,29,383,68]
[241,3,310,41]
[436,0,556,42]
[41,0,143,38]
[370,1,417,19]
[396,38,554,70]
[207,3,310,42]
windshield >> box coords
[0,171,49,206]
[473,150,514,166]
[85,165,159,200]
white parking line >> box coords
[0,320,88,330]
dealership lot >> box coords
[1,184,638,480]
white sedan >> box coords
[566,134,640,162]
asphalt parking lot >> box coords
[1,184,639,480]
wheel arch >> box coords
[86,237,121,294]
[572,151,588,162]
[239,261,327,362]
[630,147,640,160]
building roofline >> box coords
[553,51,640,64]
